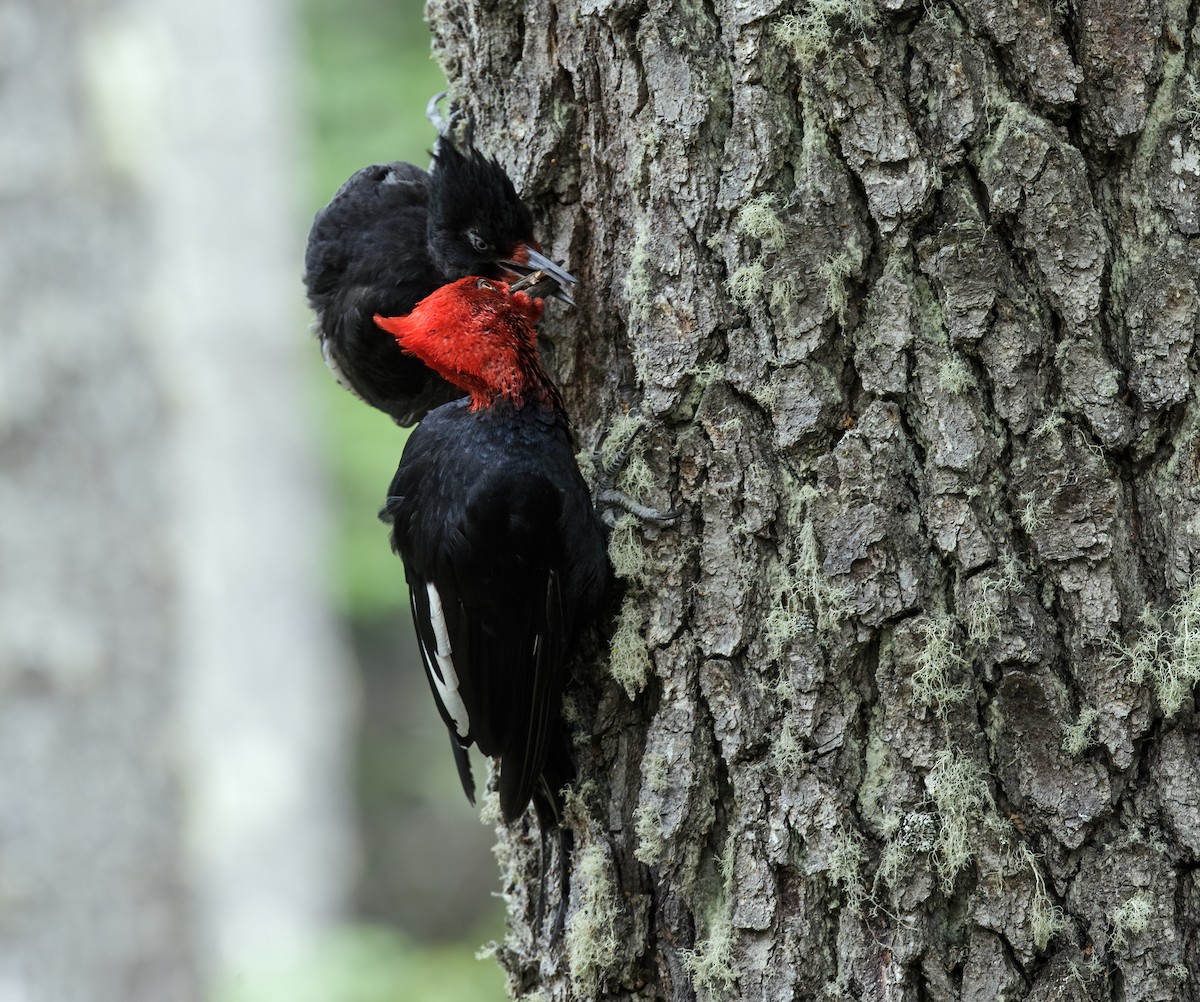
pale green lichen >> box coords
[718,836,737,887]
[674,361,727,421]
[1018,492,1048,535]
[762,518,852,658]
[910,617,971,714]
[768,274,796,316]
[682,919,738,997]
[478,787,502,827]
[623,222,654,306]
[681,838,739,998]
[1118,575,1200,716]
[574,449,598,492]
[772,715,806,777]
[752,380,780,409]
[797,518,852,635]
[691,360,726,389]
[560,692,582,727]
[1174,76,1200,135]
[1020,844,1067,951]
[782,478,821,528]
[937,353,974,394]
[817,249,859,325]
[763,565,811,659]
[634,754,669,863]
[566,845,623,994]
[618,451,658,501]
[610,594,652,697]
[920,0,953,30]
[736,194,787,251]
[1135,13,1192,174]
[643,751,670,794]
[608,512,649,584]
[1061,707,1099,756]
[1030,411,1066,440]
[632,125,664,189]
[966,562,1020,646]
[928,748,992,889]
[773,0,878,70]
[857,727,894,826]
[1111,890,1153,947]
[633,801,665,865]
[761,477,851,657]
[827,825,868,910]
[729,261,768,307]
[965,594,1000,646]
[822,975,857,1000]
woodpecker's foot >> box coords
[426,91,474,148]
[593,417,682,530]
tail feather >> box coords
[531,729,574,943]
[449,733,475,804]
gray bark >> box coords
[0,0,352,997]
[429,0,1200,998]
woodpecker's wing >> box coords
[398,467,570,823]
[305,162,462,424]
[304,161,429,304]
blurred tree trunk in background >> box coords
[0,0,352,997]
[429,0,1200,997]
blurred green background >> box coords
[226,0,510,997]
[304,0,442,619]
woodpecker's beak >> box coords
[502,245,577,306]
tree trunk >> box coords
[428,0,1200,998]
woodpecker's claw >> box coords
[597,489,682,528]
[593,418,683,529]
[425,90,450,132]
[425,91,473,147]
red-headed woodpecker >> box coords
[304,108,575,426]
[375,276,606,846]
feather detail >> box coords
[413,584,471,738]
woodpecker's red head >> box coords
[374,277,563,412]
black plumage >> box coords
[303,139,575,426]
[375,277,606,826]
[384,400,606,821]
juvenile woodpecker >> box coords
[375,275,606,838]
[304,134,575,425]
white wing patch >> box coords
[424,582,470,738]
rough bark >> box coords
[428,0,1200,998]
[0,0,351,995]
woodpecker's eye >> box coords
[467,230,491,254]
[476,279,496,291]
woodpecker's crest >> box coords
[426,139,538,277]
[375,277,563,412]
